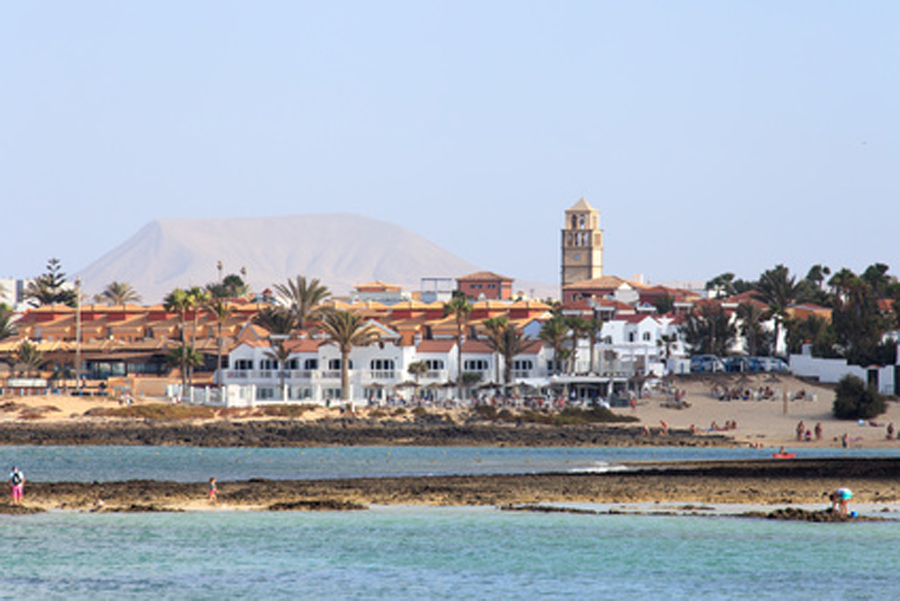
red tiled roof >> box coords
[416,340,456,353]
[457,271,514,282]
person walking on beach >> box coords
[208,477,218,506]
[8,466,24,505]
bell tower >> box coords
[561,198,603,288]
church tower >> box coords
[561,198,603,287]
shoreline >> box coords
[5,458,899,514]
[0,419,735,447]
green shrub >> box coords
[833,375,886,420]
[411,406,428,417]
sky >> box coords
[3,1,899,289]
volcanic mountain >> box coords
[76,214,484,303]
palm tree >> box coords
[320,310,380,401]
[482,319,529,397]
[407,360,429,400]
[443,295,472,400]
[539,316,568,375]
[0,306,16,343]
[204,296,233,399]
[565,316,589,374]
[96,281,141,307]
[265,339,294,401]
[754,264,799,356]
[481,316,507,387]
[736,302,768,357]
[167,344,204,396]
[9,341,46,378]
[584,316,604,374]
[253,306,295,336]
[182,286,211,389]
[274,276,331,331]
[163,288,191,395]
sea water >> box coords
[1,507,897,600]
[2,445,898,483]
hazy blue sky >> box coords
[3,1,898,288]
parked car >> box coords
[690,355,726,373]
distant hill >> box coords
[76,214,552,303]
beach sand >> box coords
[628,374,900,448]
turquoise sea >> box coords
[3,446,899,599]
[2,506,898,600]
[3,445,899,482]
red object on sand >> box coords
[772,453,796,459]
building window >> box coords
[464,359,489,371]
[285,358,299,370]
[257,387,276,400]
[235,359,253,370]
[642,332,651,341]
[425,359,444,370]
[260,359,277,370]
[328,359,354,370]
[512,360,533,371]
[370,359,395,370]
[628,333,636,342]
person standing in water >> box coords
[8,466,24,505]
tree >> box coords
[481,316,507,386]
[785,314,838,357]
[166,344,204,396]
[207,273,251,299]
[407,360,429,399]
[274,276,331,331]
[584,316,604,374]
[163,288,191,395]
[253,306,295,336]
[8,341,46,378]
[833,374,885,420]
[565,316,589,374]
[539,316,569,375]
[735,302,768,357]
[680,303,737,356]
[265,339,294,401]
[651,294,676,315]
[481,318,528,397]
[96,281,141,307]
[444,294,473,399]
[204,295,233,398]
[705,273,754,299]
[24,258,77,307]
[753,264,799,356]
[0,306,16,343]
[829,268,888,365]
[320,310,380,401]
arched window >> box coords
[571,215,578,229]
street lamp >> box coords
[75,278,82,394]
